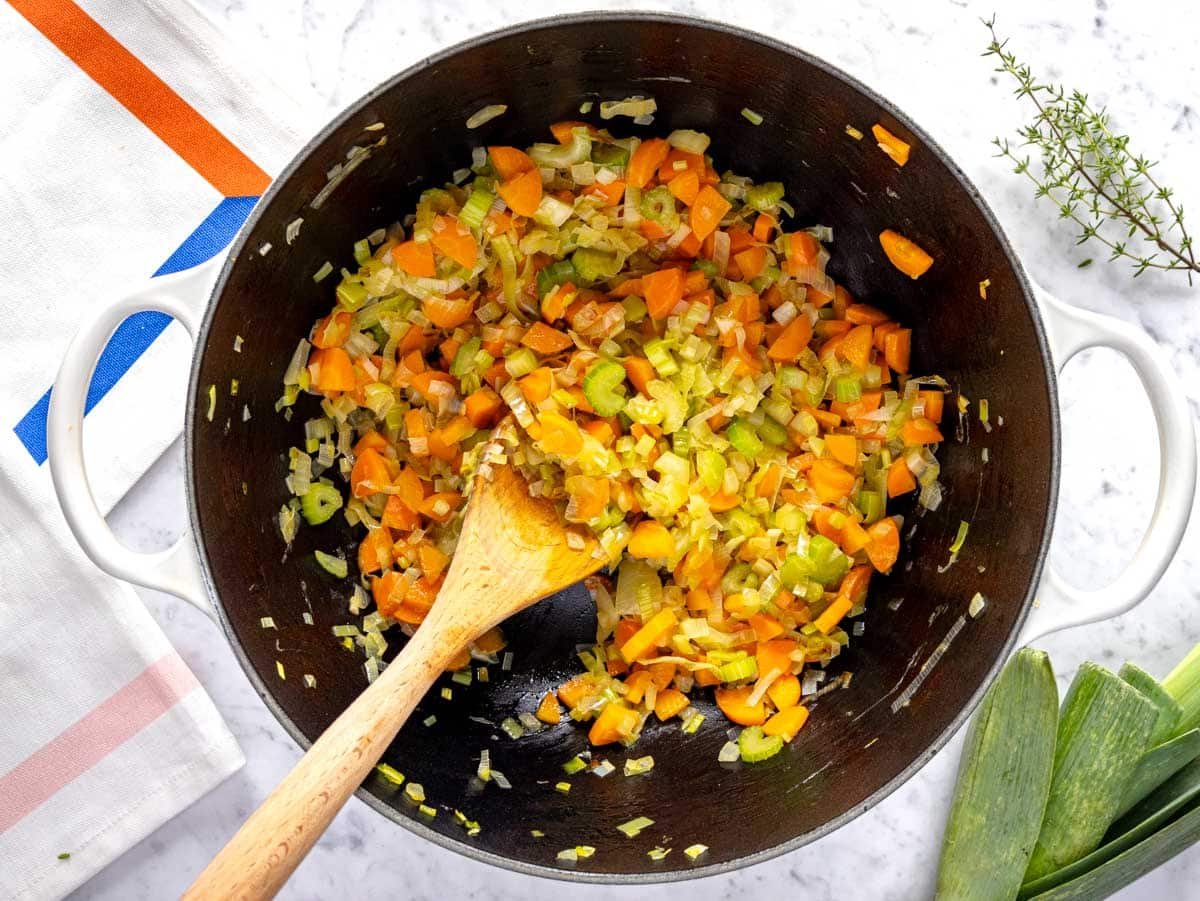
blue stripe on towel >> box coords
[13,196,258,464]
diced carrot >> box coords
[610,277,643,299]
[690,186,732,242]
[309,347,357,393]
[521,321,574,355]
[872,123,912,166]
[628,138,670,189]
[647,661,676,691]
[464,387,503,428]
[565,475,609,522]
[623,357,656,396]
[756,639,798,679]
[884,327,912,373]
[536,411,584,456]
[620,607,677,662]
[582,418,616,446]
[676,230,702,258]
[639,219,670,241]
[391,239,436,277]
[887,458,918,497]
[841,518,872,556]
[766,316,814,361]
[763,705,810,741]
[687,587,713,612]
[694,667,721,687]
[809,458,856,504]
[734,245,767,280]
[474,626,506,654]
[419,492,464,522]
[518,367,554,404]
[825,433,859,468]
[750,613,785,642]
[557,675,591,709]
[588,701,640,746]
[371,571,404,619]
[768,674,802,710]
[667,170,700,205]
[900,417,944,446]
[714,686,767,727]
[920,389,945,423]
[753,213,775,243]
[382,495,419,530]
[353,430,389,456]
[430,215,478,269]
[623,668,653,704]
[654,688,690,721]
[642,267,686,319]
[755,462,784,499]
[351,447,391,498]
[866,518,901,572]
[628,520,674,560]
[488,146,535,180]
[446,646,471,671]
[498,168,543,217]
[783,232,820,275]
[409,370,455,399]
[845,303,889,325]
[312,311,352,349]
[585,179,625,207]
[536,691,562,725]
[873,321,899,352]
[422,295,475,329]
[418,542,450,579]
[814,319,853,340]
[839,565,873,606]
[839,323,874,371]
[357,526,393,575]
[879,229,933,279]
[813,596,852,635]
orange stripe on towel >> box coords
[9,0,271,196]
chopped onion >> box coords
[466,104,507,129]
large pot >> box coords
[47,13,1195,884]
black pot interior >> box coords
[190,14,1056,880]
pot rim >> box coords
[184,10,1060,885]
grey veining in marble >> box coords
[71,0,1200,898]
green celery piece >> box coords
[726,417,763,458]
[1023,663,1159,882]
[571,247,621,284]
[1020,759,1200,899]
[696,449,726,493]
[581,360,627,417]
[1120,662,1182,746]
[1113,729,1200,821]
[744,181,785,212]
[536,259,577,298]
[299,483,343,525]
[936,649,1058,901]
[738,725,782,763]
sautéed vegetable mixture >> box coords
[278,120,946,762]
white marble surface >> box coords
[74,0,1200,898]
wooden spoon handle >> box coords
[183,621,458,900]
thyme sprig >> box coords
[984,18,1197,283]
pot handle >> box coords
[47,263,217,620]
[1021,286,1196,643]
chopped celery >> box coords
[451,337,482,378]
[300,483,343,525]
[726,418,764,458]
[314,550,348,578]
[757,417,788,446]
[696,449,727,493]
[643,339,679,377]
[537,259,577,297]
[640,186,680,229]
[672,428,691,456]
[693,259,719,277]
[591,143,630,166]
[738,725,783,762]
[745,181,785,211]
[582,360,628,416]
[529,129,591,168]
[571,247,621,283]
[459,184,495,229]
[834,376,862,403]
[808,535,850,587]
[856,490,884,524]
[336,280,368,311]
[779,553,815,589]
[624,395,664,425]
[622,295,647,323]
[504,347,539,378]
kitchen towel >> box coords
[0,0,315,897]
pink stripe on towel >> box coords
[0,653,200,833]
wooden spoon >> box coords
[184,461,602,899]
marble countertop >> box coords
[74,0,1200,898]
